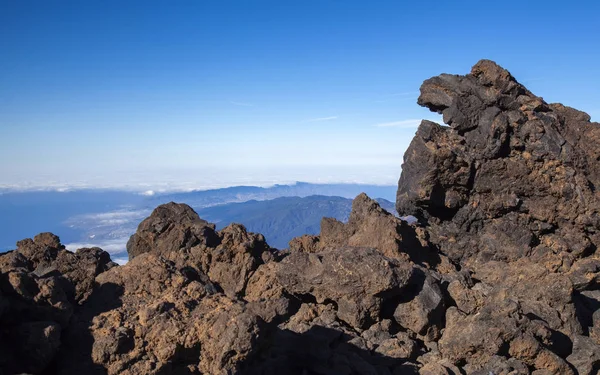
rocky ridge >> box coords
[1,60,600,374]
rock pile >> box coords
[1,60,599,374]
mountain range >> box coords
[196,195,396,249]
[0,182,397,261]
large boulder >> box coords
[58,252,263,375]
[397,60,600,268]
[126,202,220,260]
[397,59,600,374]
[277,246,414,330]
[0,233,115,374]
[320,193,439,267]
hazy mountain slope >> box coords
[0,183,396,256]
[155,182,396,208]
[196,195,396,249]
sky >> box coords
[1,0,599,191]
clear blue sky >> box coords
[1,1,599,191]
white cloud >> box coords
[140,190,155,196]
[65,238,128,255]
[112,256,129,265]
[63,209,150,237]
[307,116,338,122]
[77,210,149,226]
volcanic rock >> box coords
[277,245,414,330]
[397,59,600,373]
[320,193,440,267]
[397,59,600,268]
[127,202,220,260]
[0,233,114,374]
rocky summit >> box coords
[2,60,600,375]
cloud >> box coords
[76,210,149,226]
[64,209,150,232]
[112,256,129,265]
[373,119,422,128]
[307,116,338,122]
[140,190,155,196]
[65,238,129,255]
[230,101,254,107]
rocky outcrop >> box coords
[277,246,414,330]
[319,193,440,267]
[395,59,600,373]
[127,202,220,260]
[2,60,600,374]
[397,59,600,268]
[0,233,115,374]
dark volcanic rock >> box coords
[277,246,414,330]
[396,60,600,373]
[59,253,263,375]
[397,59,600,267]
[393,271,444,341]
[0,233,114,374]
[319,193,441,267]
[127,203,276,298]
[127,202,220,260]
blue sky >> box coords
[1,1,599,191]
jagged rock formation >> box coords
[1,60,600,374]
[398,60,600,267]
[394,59,600,374]
[0,233,115,374]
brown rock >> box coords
[277,246,414,330]
[394,271,445,341]
[126,202,219,260]
[319,193,440,267]
[288,234,320,253]
[397,60,600,268]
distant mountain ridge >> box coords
[154,181,396,208]
[0,182,396,258]
[196,195,396,249]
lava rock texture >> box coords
[1,60,600,374]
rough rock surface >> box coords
[398,60,600,267]
[2,60,600,374]
[0,233,115,374]
[396,59,600,373]
[127,202,220,260]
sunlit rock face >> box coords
[397,59,600,267]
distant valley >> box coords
[197,195,396,249]
[0,182,396,263]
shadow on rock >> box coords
[56,282,125,375]
[241,324,422,375]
